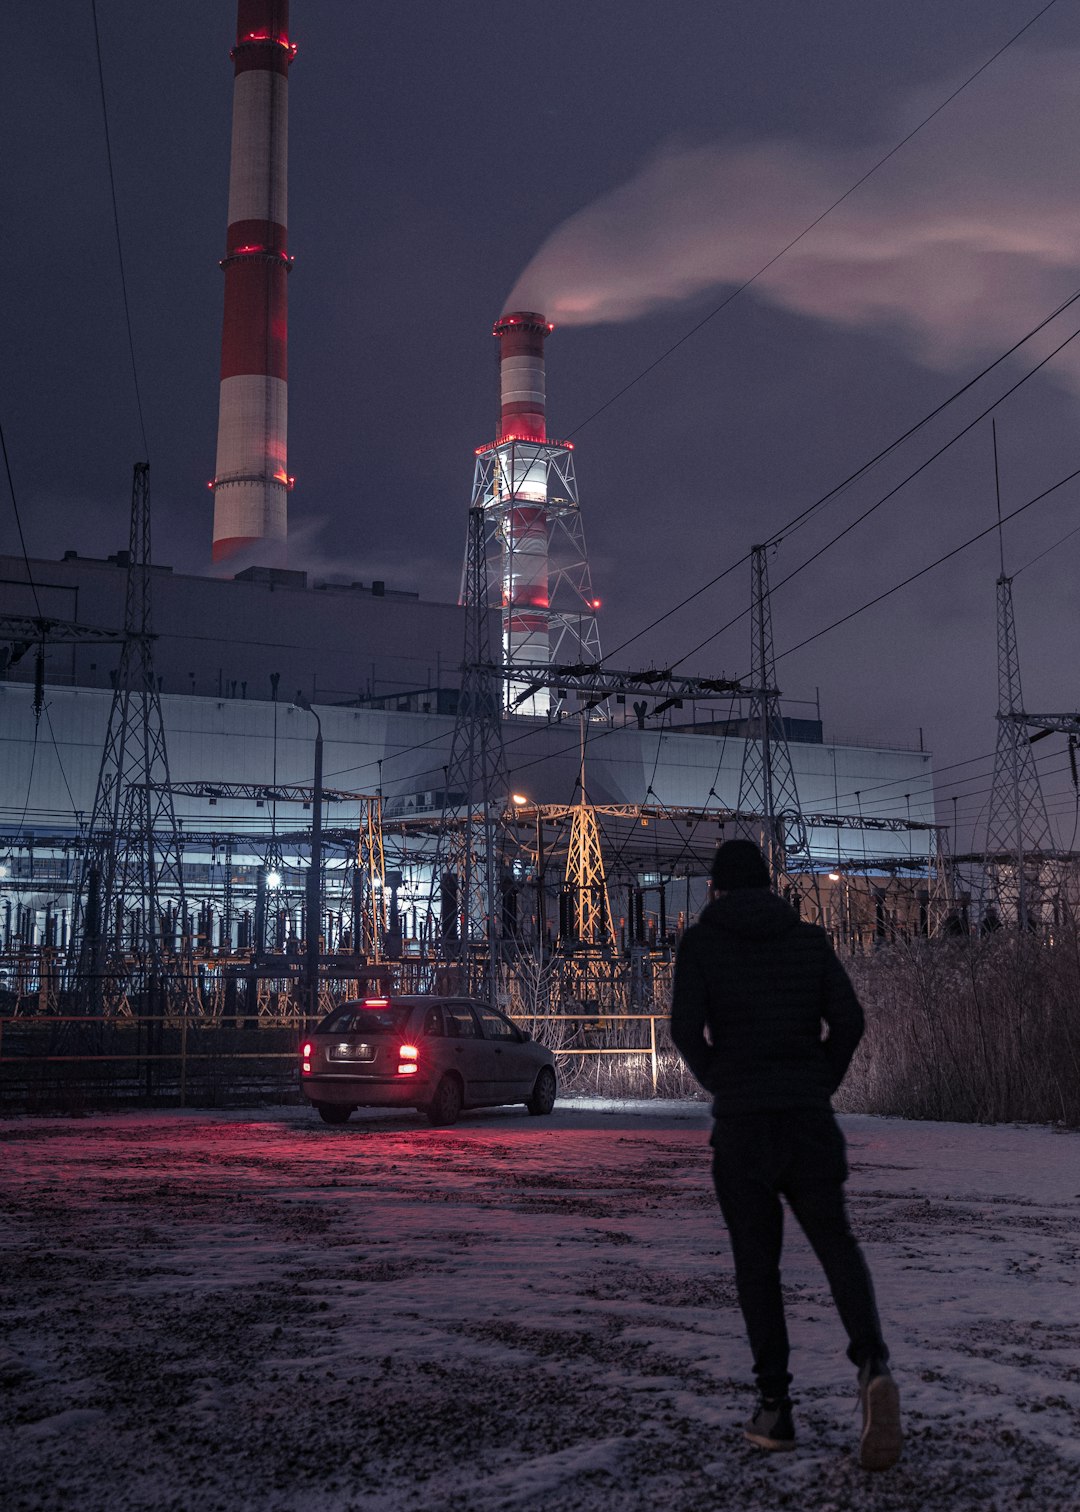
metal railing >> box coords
[0,1011,684,1107]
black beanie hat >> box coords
[710,839,771,891]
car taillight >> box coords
[301,1042,312,1058]
[397,1043,419,1075]
[364,998,389,1007]
[301,1041,312,1074]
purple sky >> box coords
[5,1,1080,851]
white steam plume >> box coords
[504,49,1080,372]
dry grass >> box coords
[510,931,1080,1127]
[838,930,1080,1127]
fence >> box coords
[0,1011,695,1111]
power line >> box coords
[90,0,149,462]
[772,461,1080,667]
[565,0,1062,444]
[606,284,1080,664]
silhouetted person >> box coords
[671,839,901,1471]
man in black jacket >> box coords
[670,839,901,1471]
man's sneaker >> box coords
[857,1361,902,1471]
[743,1395,795,1452]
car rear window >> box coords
[318,1002,412,1035]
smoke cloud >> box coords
[504,49,1080,372]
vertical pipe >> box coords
[211,1,296,569]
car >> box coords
[299,994,558,1127]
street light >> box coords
[294,695,323,1020]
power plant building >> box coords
[0,0,941,963]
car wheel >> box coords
[527,1066,557,1116]
[316,1103,352,1125]
[426,1074,463,1127]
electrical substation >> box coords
[5,0,1069,1087]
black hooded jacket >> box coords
[670,888,864,1114]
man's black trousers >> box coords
[711,1107,887,1399]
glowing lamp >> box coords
[266,870,283,888]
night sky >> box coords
[5,1,1080,851]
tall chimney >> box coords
[491,313,554,690]
[210,1,296,570]
[494,312,552,443]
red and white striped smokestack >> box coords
[494,311,553,443]
[492,313,554,683]
[211,0,296,570]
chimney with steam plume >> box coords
[494,311,549,443]
[466,312,602,716]
[210,1,295,570]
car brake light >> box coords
[301,1040,312,1074]
[364,998,389,1007]
[397,1043,419,1074]
[301,1042,312,1058]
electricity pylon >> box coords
[736,544,817,913]
[356,797,387,958]
[71,464,189,1012]
[983,570,1059,928]
[435,505,511,998]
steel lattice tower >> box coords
[736,545,813,892]
[72,464,189,1007]
[564,728,616,949]
[437,505,511,995]
[732,550,810,876]
[356,797,387,959]
[983,571,1058,927]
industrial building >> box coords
[0,0,942,1010]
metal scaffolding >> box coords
[469,436,602,715]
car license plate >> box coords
[329,1042,375,1062]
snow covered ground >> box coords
[2,1100,1078,1512]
